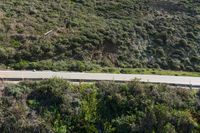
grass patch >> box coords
[92,67,200,77]
[7,60,200,77]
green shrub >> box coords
[4,84,31,99]
[0,79,199,132]
[0,0,199,72]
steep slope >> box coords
[0,0,200,71]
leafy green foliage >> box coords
[96,81,200,132]
[0,0,200,72]
[4,83,31,98]
[0,79,199,132]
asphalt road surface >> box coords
[0,70,200,88]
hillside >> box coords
[0,0,200,72]
[0,79,199,132]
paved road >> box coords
[0,70,200,88]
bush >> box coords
[4,84,31,99]
[0,0,200,72]
[0,80,199,132]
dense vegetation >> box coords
[1,1,200,132]
[0,0,200,72]
[0,79,199,132]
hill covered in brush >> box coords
[0,0,200,72]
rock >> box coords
[29,7,38,15]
